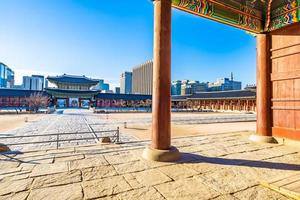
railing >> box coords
[0,128,120,149]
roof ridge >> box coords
[47,74,99,81]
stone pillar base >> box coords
[142,146,180,162]
[249,134,278,144]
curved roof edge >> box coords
[47,74,99,85]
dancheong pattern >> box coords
[172,0,263,33]
[171,0,300,33]
[269,0,300,31]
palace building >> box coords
[0,74,153,110]
[45,74,100,108]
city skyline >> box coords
[1,60,250,93]
[0,0,256,89]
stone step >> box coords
[261,173,300,200]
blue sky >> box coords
[0,0,256,88]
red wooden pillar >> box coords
[143,0,180,161]
[250,33,277,143]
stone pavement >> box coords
[0,109,255,152]
[0,109,135,151]
[262,173,300,199]
[0,131,299,200]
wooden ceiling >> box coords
[171,0,300,33]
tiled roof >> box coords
[47,74,99,85]
[96,93,152,100]
[172,95,192,101]
[0,88,46,97]
[45,88,99,94]
[0,89,255,101]
[172,90,256,101]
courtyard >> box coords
[1,128,300,199]
[0,109,255,151]
[0,110,299,199]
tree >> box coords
[26,92,48,113]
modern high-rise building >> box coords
[180,80,208,95]
[22,75,44,91]
[132,60,153,95]
[45,79,49,88]
[120,71,132,94]
[115,87,120,94]
[0,63,14,88]
[23,76,31,90]
[208,73,241,91]
[95,80,110,91]
[32,75,45,90]
[171,80,182,95]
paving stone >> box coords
[0,178,33,196]
[0,111,299,200]
[54,153,84,162]
[82,175,132,199]
[28,183,83,200]
[104,151,139,165]
[265,153,300,165]
[19,163,36,171]
[46,148,75,154]
[15,152,54,164]
[157,164,199,180]
[155,177,220,200]
[183,159,225,174]
[32,170,82,189]
[223,143,266,154]
[212,194,238,200]
[0,170,31,181]
[69,156,108,170]
[200,149,231,157]
[0,191,29,200]
[246,163,299,182]
[14,151,49,159]
[133,169,172,187]
[0,161,20,170]
[178,145,208,153]
[0,166,21,175]
[116,187,165,200]
[201,166,258,194]
[96,196,119,200]
[113,160,149,175]
[82,165,117,181]
[123,173,143,189]
[143,159,174,169]
[233,186,289,200]
[270,145,300,155]
[75,145,107,153]
[225,147,294,163]
[30,162,68,177]
[221,152,265,164]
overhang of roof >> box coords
[47,74,99,85]
[172,0,300,33]
[96,93,152,101]
[0,89,46,97]
[45,88,99,98]
[171,90,256,101]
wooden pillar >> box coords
[250,33,277,143]
[143,0,180,161]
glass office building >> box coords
[0,63,14,88]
